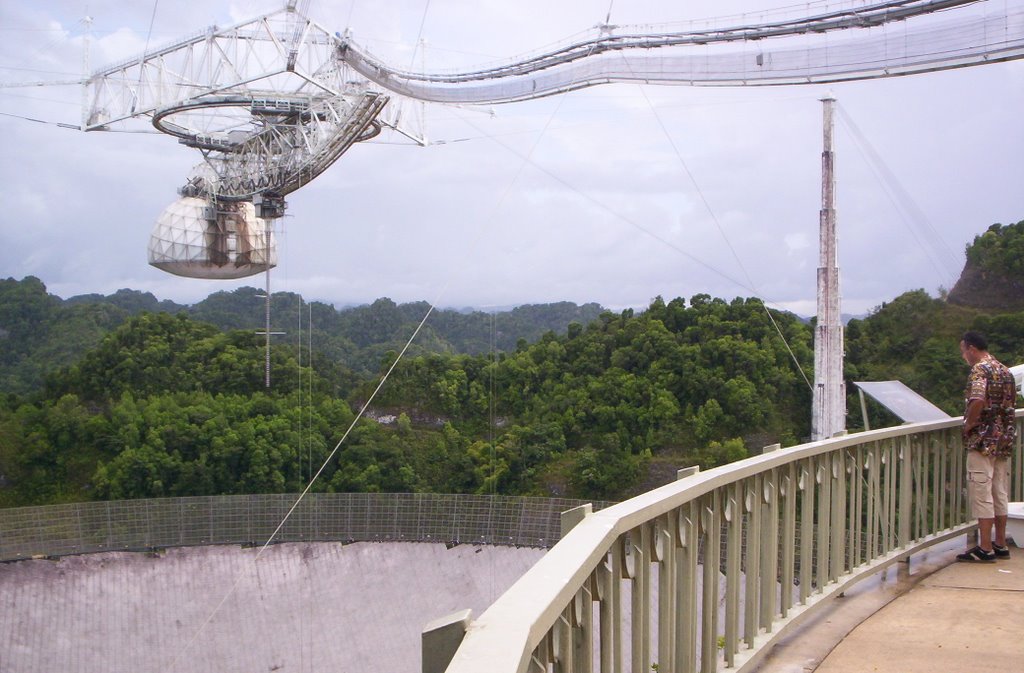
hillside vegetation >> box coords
[0,221,1021,507]
[0,278,602,395]
[948,219,1024,311]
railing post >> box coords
[780,464,796,617]
[761,470,779,630]
[577,582,594,673]
[830,452,846,580]
[677,465,701,480]
[595,560,614,673]
[657,516,675,673]
[898,436,913,549]
[422,609,472,673]
[799,460,814,602]
[561,503,593,538]
[700,491,721,673]
[631,525,649,673]
[850,448,863,568]
[724,483,741,665]
[744,475,762,645]
[816,457,831,587]
[611,535,625,673]
[676,501,698,673]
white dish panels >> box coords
[148,197,276,280]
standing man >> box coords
[957,331,1018,562]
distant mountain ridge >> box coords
[0,277,605,394]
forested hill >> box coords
[948,219,1024,311]
[1,217,1022,509]
[845,289,1023,416]
[847,219,1024,419]
[0,294,815,507]
[0,277,603,394]
[843,218,1024,422]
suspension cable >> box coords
[629,81,814,391]
[170,17,604,670]
[452,96,816,392]
[836,102,962,291]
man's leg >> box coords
[966,451,995,549]
[961,451,999,560]
[994,515,1008,548]
[993,457,1010,548]
[979,517,994,552]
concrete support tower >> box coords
[813,96,846,441]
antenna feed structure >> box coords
[147,164,280,280]
[82,6,390,280]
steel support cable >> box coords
[840,102,962,271]
[0,15,93,80]
[138,0,161,91]
[612,49,815,393]
[168,304,438,672]
[170,30,603,673]
[837,103,962,289]
[409,0,433,68]
[456,106,823,395]
[453,108,787,303]
[459,100,815,395]
[269,19,609,549]
[640,97,814,394]
[0,110,80,128]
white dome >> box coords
[148,197,276,279]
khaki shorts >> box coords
[966,450,1010,520]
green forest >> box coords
[1,220,1021,508]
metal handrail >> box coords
[442,412,1023,673]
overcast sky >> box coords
[1,0,1022,316]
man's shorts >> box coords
[967,450,1010,519]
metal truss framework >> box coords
[86,11,391,200]
[84,0,1024,201]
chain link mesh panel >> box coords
[0,493,613,560]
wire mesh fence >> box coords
[0,493,613,561]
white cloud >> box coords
[784,232,810,254]
[0,0,1021,317]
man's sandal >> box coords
[992,543,1010,559]
[956,546,996,562]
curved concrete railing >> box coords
[0,492,612,561]
[440,412,1023,673]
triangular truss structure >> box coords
[74,0,1024,280]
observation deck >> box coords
[435,412,1024,673]
[758,539,1024,673]
[0,413,1021,672]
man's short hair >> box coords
[962,331,988,351]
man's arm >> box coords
[963,398,984,435]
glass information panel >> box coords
[853,381,951,423]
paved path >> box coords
[756,539,1024,673]
[816,545,1024,673]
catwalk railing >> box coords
[0,493,612,561]
[440,412,1023,673]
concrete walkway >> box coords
[816,546,1024,673]
[756,539,1024,673]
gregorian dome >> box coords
[148,197,276,280]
